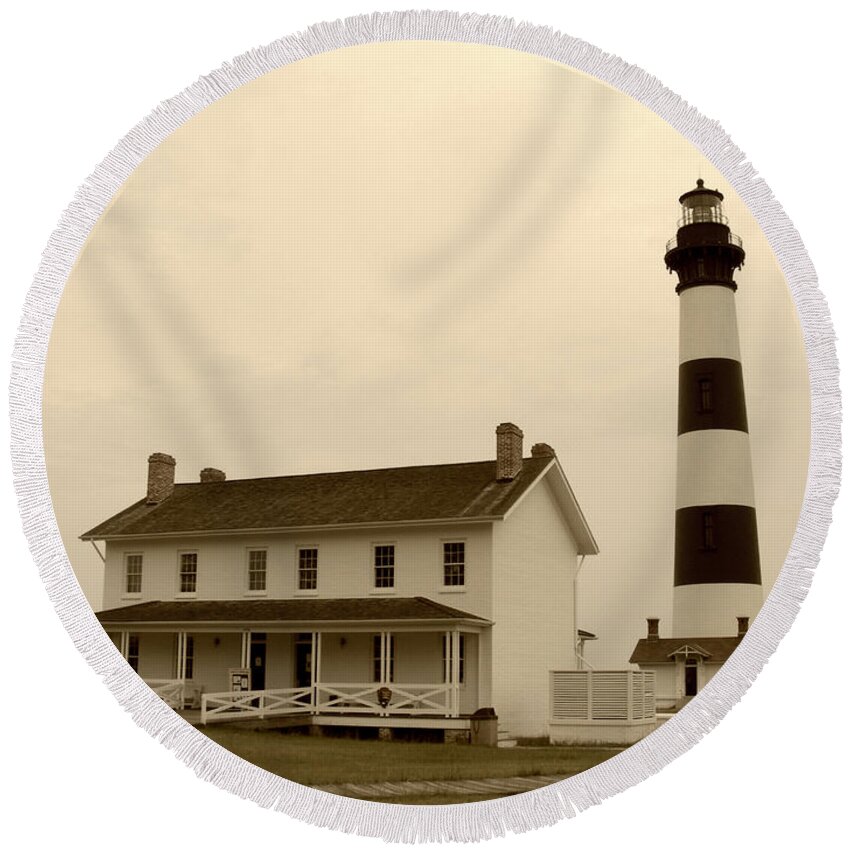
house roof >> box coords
[82,455,596,547]
[629,636,743,665]
[96,596,489,625]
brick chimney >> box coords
[147,453,176,504]
[496,423,523,481]
[737,616,749,637]
[647,618,660,641]
[531,442,556,458]
[200,468,226,483]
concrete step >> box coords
[497,728,518,748]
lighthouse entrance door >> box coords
[684,659,698,696]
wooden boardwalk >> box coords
[312,773,572,800]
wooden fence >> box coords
[550,670,656,723]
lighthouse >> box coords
[664,180,763,638]
[629,181,765,705]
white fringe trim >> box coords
[8,9,840,843]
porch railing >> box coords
[146,678,187,709]
[316,683,452,716]
[200,682,454,724]
[201,686,313,723]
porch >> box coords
[100,597,491,726]
[134,630,474,723]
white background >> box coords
[1,2,846,847]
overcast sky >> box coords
[43,41,809,668]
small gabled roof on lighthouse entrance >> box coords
[629,636,743,665]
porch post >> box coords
[241,630,251,670]
[178,631,188,681]
[182,632,188,681]
[315,631,323,687]
[444,630,451,717]
[451,630,461,718]
[380,631,387,685]
[310,631,319,713]
[119,631,129,660]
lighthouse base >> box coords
[672,582,763,638]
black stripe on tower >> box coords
[678,358,749,435]
[674,505,761,586]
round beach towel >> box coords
[7,6,841,846]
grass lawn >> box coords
[199,727,622,787]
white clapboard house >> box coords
[86,423,615,741]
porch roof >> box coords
[96,596,490,626]
[629,636,742,665]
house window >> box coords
[298,548,318,591]
[179,552,198,593]
[698,377,714,413]
[127,634,140,672]
[702,511,717,551]
[443,541,465,587]
[442,634,466,684]
[247,549,267,591]
[372,634,395,683]
[125,553,143,594]
[373,545,395,589]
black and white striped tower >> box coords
[664,180,763,638]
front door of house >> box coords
[250,633,267,691]
[294,633,312,688]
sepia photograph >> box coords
[42,39,809,805]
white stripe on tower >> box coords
[664,180,763,639]
[679,286,741,363]
[676,430,755,510]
